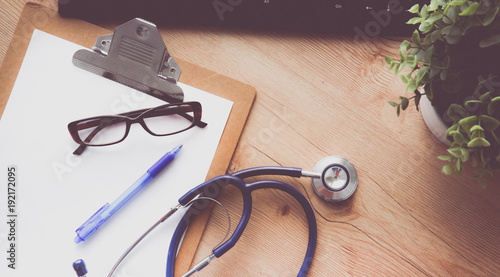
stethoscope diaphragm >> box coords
[312,156,358,202]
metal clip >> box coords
[73,18,184,103]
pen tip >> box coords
[74,236,83,244]
[172,144,182,154]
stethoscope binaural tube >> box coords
[166,170,318,277]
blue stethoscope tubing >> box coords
[166,166,317,277]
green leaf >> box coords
[400,96,409,110]
[388,101,399,107]
[470,125,485,132]
[416,66,429,83]
[407,17,425,24]
[465,100,485,107]
[446,124,459,137]
[474,167,494,177]
[438,155,453,161]
[449,0,468,6]
[397,105,401,117]
[389,61,395,71]
[429,67,440,79]
[421,4,429,18]
[470,128,485,140]
[399,49,407,61]
[422,33,432,47]
[394,61,407,75]
[440,68,449,80]
[430,29,442,43]
[459,116,479,133]
[408,48,420,57]
[401,74,410,84]
[481,7,499,26]
[385,56,394,65]
[400,40,411,51]
[455,158,462,171]
[411,30,421,47]
[426,82,434,100]
[447,104,467,121]
[479,91,492,101]
[447,147,463,158]
[408,4,420,13]
[487,96,500,115]
[479,34,500,48]
[473,168,493,187]
[443,56,451,69]
[459,2,480,16]
[468,137,491,148]
[443,25,463,44]
[406,78,418,92]
[479,115,500,131]
[423,45,434,63]
[429,0,439,11]
[453,132,465,144]
[427,11,444,24]
[444,6,459,24]
[419,21,433,33]
[415,92,422,111]
[407,55,418,69]
[442,164,453,175]
[460,148,470,162]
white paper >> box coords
[0,30,233,276]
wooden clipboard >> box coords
[0,3,255,276]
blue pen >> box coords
[74,144,183,243]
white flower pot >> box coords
[420,95,451,146]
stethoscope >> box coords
[75,156,358,277]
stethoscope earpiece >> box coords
[312,156,358,202]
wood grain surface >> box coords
[1,1,499,276]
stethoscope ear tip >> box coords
[312,156,358,202]
[73,259,88,277]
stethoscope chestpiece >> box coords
[312,156,358,202]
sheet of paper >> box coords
[0,30,233,276]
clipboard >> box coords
[0,3,256,276]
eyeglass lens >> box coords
[77,117,127,146]
[143,106,195,135]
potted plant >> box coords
[385,0,500,186]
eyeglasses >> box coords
[68,102,207,155]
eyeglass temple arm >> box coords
[119,108,207,128]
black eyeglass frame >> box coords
[68,101,207,155]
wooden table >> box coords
[2,1,499,276]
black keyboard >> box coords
[58,0,426,36]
